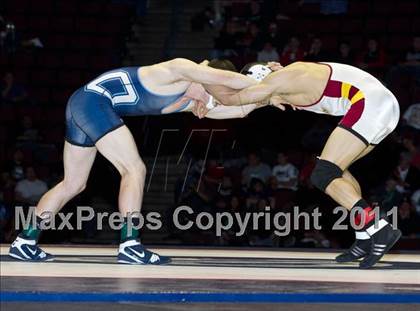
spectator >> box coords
[299,153,317,188]
[0,20,17,53]
[386,36,420,87]
[212,21,239,59]
[1,72,28,104]
[305,37,329,62]
[393,154,420,193]
[280,37,304,65]
[191,6,215,31]
[248,198,274,246]
[262,22,285,50]
[17,115,40,142]
[357,38,386,72]
[404,35,420,66]
[372,178,403,212]
[243,22,263,52]
[15,166,48,205]
[402,138,420,170]
[257,41,279,62]
[219,176,233,198]
[402,103,420,131]
[245,178,268,210]
[298,230,331,248]
[218,195,248,246]
[241,152,272,186]
[272,153,299,191]
[397,200,420,237]
[6,149,26,181]
[247,0,262,24]
[411,189,420,215]
[333,41,354,65]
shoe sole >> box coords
[118,258,172,265]
[9,252,54,262]
[335,254,364,263]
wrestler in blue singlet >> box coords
[65,67,189,147]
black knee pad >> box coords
[310,159,343,192]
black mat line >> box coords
[2,254,420,270]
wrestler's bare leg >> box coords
[95,125,146,216]
[341,146,375,197]
[319,127,374,210]
[36,142,97,217]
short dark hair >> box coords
[208,59,237,72]
[240,62,267,75]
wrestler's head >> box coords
[240,62,273,81]
[207,58,238,72]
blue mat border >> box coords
[1,292,420,303]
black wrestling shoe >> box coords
[359,221,401,269]
[335,238,371,263]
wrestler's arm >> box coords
[217,81,277,106]
[169,58,257,89]
[215,69,296,106]
[204,103,259,119]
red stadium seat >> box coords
[38,52,62,69]
[58,70,84,87]
[17,106,42,122]
[75,17,98,33]
[4,0,28,13]
[13,70,29,85]
[343,35,363,50]
[300,3,319,15]
[45,107,66,124]
[89,54,114,70]
[316,19,340,34]
[0,107,16,123]
[32,87,51,103]
[81,1,104,16]
[28,0,53,14]
[69,35,93,49]
[388,36,412,52]
[340,18,363,34]
[230,2,249,18]
[91,36,115,49]
[8,15,27,31]
[372,0,393,16]
[51,17,74,33]
[365,18,387,34]
[61,52,87,69]
[32,70,56,86]
[388,18,411,33]
[348,1,370,16]
[27,17,50,31]
[412,19,420,33]
[395,1,419,15]
[319,36,337,50]
[46,35,68,49]
[14,53,36,68]
[98,19,123,34]
[51,88,72,104]
[56,1,78,14]
[105,3,131,17]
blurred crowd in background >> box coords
[1,0,419,248]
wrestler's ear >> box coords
[267,62,283,71]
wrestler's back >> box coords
[82,66,189,116]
